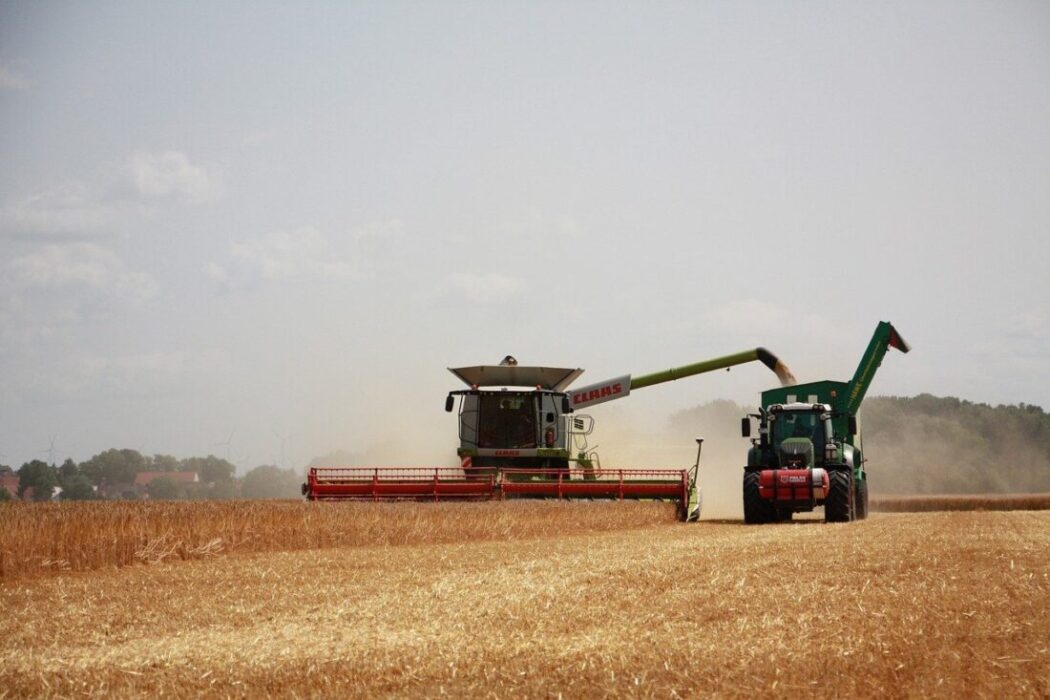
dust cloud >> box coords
[863,396,1050,494]
[587,400,752,519]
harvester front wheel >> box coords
[854,478,869,520]
[743,471,774,524]
[825,470,854,523]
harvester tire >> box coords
[743,471,774,524]
[855,478,869,520]
[825,470,854,523]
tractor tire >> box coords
[825,470,854,523]
[743,471,774,524]
[855,478,869,520]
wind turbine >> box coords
[213,429,236,462]
[40,435,58,466]
[273,430,292,470]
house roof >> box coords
[1,473,19,498]
[134,471,199,486]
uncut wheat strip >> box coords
[0,500,678,581]
[871,493,1050,512]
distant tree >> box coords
[181,455,235,484]
[208,479,240,500]
[18,460,58,501]
[181,481,207,500]
[242,465,301,499]
[58,458,79,483]
[149,454,181,472]
[0,485,11,502]
[80,449,149,489]
[147,476,180,500]
[60,474,97,501]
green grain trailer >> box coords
[740,322,910,523]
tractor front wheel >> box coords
[743,471,775,524]
[825,470,854,523]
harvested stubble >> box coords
[0,499,675,581]
[871,493,1050,513]
[2,506,1048,698]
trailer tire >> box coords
[743,471,774,524]
[825,470,853,523]
[855,478,869,520]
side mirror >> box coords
[848,416,858,436]
[741,417,751,438]
[562,396,572,413]
[445,395,455,413]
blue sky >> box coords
[2,1,1048,470]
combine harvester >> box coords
[740,321,910,523]
[305,348,795,520]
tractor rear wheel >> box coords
[854,478,869,520]
[743,471,774,524]
[825,470,854,523]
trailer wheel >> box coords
[854,478,869,520]
[743,471,774,524]
[825,470,853,523]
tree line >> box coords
[0,449,304,502]
[668,393,1050,494]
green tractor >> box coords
[740,322,910,523]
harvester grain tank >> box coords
[740,321,910,523]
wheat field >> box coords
[2,501,1048,698]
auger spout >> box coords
[571,347,796,409]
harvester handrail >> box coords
[500,467,686,479]
[310,466,475,481]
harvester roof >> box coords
[448,365,584,390]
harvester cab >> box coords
[741,321,910,524]
[444,364,589,471]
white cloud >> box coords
[352,219,405,242]
[1,150,217,239]
[9,349,229,400]
[208,227,356,289]
[241,128,275,146]
[0,61,32,90]
[445,272,525,305]
[128,151,222,203]
[8,243,158,300]
[0,184,128,237]
[495,212,581,241]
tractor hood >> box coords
[448,365,584,391]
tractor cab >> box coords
[769,403,835,469]
[742,402,843,472]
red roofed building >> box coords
[134,471,199,487]
[1,472,20,499]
